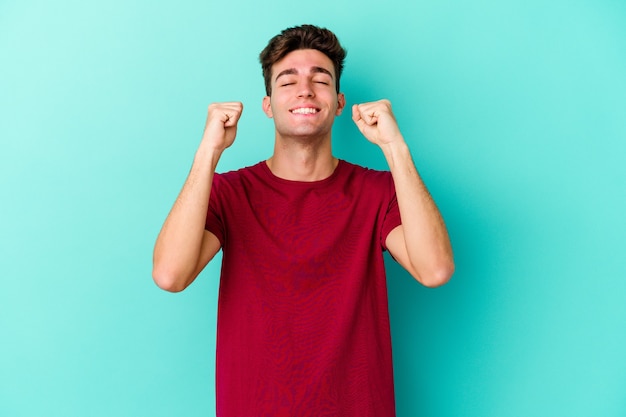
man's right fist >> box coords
[202,102,244,152]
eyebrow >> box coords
[275,66,334,83]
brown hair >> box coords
[259,24,347,96]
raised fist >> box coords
[202,102,244,152]
[352,99,403,146]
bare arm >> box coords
[352,100,454,287]
[152,102,243,292]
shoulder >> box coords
[214,162,266,186]
[339,160,393,187]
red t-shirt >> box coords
[206,160,402,416]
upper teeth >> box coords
[291,108,318,114]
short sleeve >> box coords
[205,174,225,246]
[380,175,402,251]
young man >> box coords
[153,24,454,417]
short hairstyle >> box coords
[259,24,347,96]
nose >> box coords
[297,80,315,98]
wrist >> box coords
[194,143,224,171]
[380,137,410,167]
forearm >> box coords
[352,99,453,285]
[153,102,242,291]
[381,139,454,284]
[152,146,222,291]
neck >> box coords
[267,135,337,181]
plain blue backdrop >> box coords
[1,0,625,416]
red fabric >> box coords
[206,160,401,417]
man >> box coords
[153,24,454,417]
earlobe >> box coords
[262,96,273,118]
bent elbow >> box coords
[417,260,455,288]
[152,267,189,293]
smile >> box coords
[290,107,319,114]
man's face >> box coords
[263,49,346,141]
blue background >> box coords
[1,0,625,416]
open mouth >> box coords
[290,107,319,115]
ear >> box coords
[262,96,273,118]
[335,93,346,116]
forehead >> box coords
[272,49,335,79]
